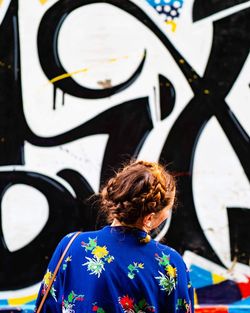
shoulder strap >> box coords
[36,231,82,313]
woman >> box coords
[35,160,194,313]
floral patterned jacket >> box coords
[35,226,194,313]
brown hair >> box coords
[99,160,176,225]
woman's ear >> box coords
[143,212,155,230]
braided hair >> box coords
[100,160,176,224]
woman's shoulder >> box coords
[151,240,186,267]
[58,229,103,250]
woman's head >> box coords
[100,160,176,230]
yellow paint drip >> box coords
[165,20,177,32]
[0,0,4,6]
[49,68,88,84]
[39,0,48,4]
[8,293,37,306]
[212,273,226,284]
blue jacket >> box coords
[35,226,194,313]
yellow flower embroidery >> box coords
[43,270,53,286]
[166,265,177,278]
[138,263,144,269]
[92,246,109,259]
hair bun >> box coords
[99,160,176,225]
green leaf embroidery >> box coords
[127,262,144,279]
[138,298,146,308]
[50,285,57,302]
[68,291,75,303]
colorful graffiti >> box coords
[0,0,249,312]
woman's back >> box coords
[35,160,194,313]
[36,226,193,313]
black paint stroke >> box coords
[0,0,24,165]
[23,97,153,184]
[193,0,250,22]
[158,74,175,120]
[228,207,250,265]
[160,8,250,265]
[57,169,97,231]
[0,171,80,290]
[37,0,146,99]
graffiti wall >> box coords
[0,0,249,311]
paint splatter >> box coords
[146,0,184,31]
[97,79,112,89]
[39,0,48,4]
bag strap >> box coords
[36,231,82,313]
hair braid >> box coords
[100,160,176,224]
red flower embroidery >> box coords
[92,305,98,311]
[119,295,134,310]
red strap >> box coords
[36,231,81,313]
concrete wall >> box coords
[0,0,249,310]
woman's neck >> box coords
[111,218,148,233]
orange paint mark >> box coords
[165,20,177,32]
[49,68,89,84]
[195,307,228,313]
[39,0,48,4]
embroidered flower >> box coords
[43,270,53,287]
[62,302,74,313]
[154,252,177,294]
[62,291,84,313]
[135,299,155,312]
[176,298,191,313]
[63,256,72,271]
[166,264,177,278]
[82,238,114,277]
[81,238,97,252]
[119,295,134,310]
[83,257,105,278]
[92,246,109,259]
[92,303,106,313]
[41,270,58,300]
[50,285,57,302]
[155,271,176,295]
[155,252,170,266]
[127,262,144,279]
[106,255,115,263]
[118,296,155,313]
